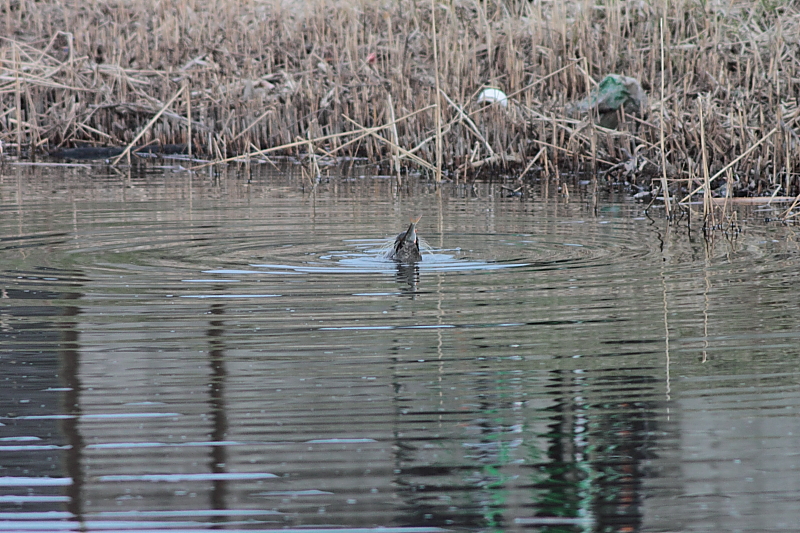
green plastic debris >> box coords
[570,74,647,128]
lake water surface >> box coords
[1,163,799,532]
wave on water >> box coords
[203,237,527,277]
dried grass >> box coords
[1,0,799,201]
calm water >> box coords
[1,162,799,533]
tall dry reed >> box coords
[1,0,798,198]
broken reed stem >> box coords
[659,18,671,217]
[233,108,272,144]
[678,126,779,204]
[191,104,435,170]
[519,147,546,178]
[431,0,443,183]
[439,89,494,157]
[780,193,800,219]
[111,86,186,166]
[342,115,436,172]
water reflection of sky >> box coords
[2,166,800,532]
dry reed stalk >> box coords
[233,108,273,144]
[305,130,320,181]
[8,161,91,168]
[111,86,186,165]
[386,92,401,183]
[519,147,546,179]
[698,96,714,227]
[0,0,798,198]
[678,126,778,204]
[659,18,671,217]
[431,0,442,183]
[191,104,435,170]
[185,81,192,157]
[439,89,494,159]
[14,44,22,156]
[343,115,436,172]
[779,192,800,219]
[580,57,599,204]
[708,196,794,205]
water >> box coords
[1,163,799,532]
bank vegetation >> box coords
[1,0,799,204]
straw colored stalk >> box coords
[0,0,797,197]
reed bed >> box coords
[1,0,799,201]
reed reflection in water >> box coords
[0,164,799,532]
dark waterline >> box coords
[1,163,799,532]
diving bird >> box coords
[389,216,422,263]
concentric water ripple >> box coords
[2,165,800,532]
